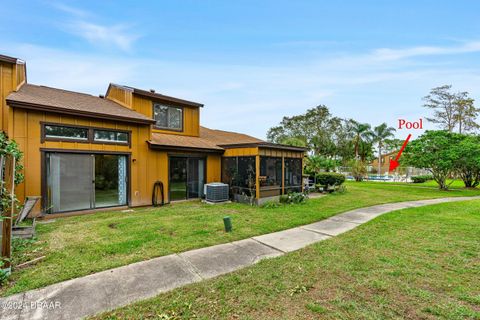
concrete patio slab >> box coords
[179,238,281,279]
[302,218,360,236]
[253,227,331,252]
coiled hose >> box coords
[152,181,165,207]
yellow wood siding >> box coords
[106,89,201,137]
[223,147,259,157]
[15,63,26,90]
[9,107,224,215]
[10,108,182,214]
[259,148,304,158]
[106,85,133,109]
[0,62,14,133]
[206,155,221,182]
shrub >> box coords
[349,160,367,182]
[260,201,281,209]
[315,172,345,188]
[279,192,308,204]
[411,175,433,183]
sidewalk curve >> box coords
[1,196,479,320]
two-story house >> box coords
[0,54,305,217]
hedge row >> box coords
[315,172,346,187]
[411,175,434,183]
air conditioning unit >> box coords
[204,182,229,203]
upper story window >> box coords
[44,125,88,141]
[94,130,128,144]
[153,103,183,131]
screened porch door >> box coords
[45,153,128,213]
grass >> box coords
[2,182,480,297]
[93,199,480,320]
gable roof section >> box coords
[0,54,24,64]
[199,126,264,145]
[149,132,224,153]
[109,83,203,108]
[7,84,154,124]
[149,126,306,153]
[200,126,307,151]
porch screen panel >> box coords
[259,157,282,197]
[284,158,302,193]
[222,156,256,197]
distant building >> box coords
[370,151,397,175]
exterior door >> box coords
[169,157,205,201]
[187,158,205,198]
[169,157,188,201]
[46,153,94,213]
[45,153,128,213]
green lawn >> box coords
[94,199,480,320]
[3,182,480,297]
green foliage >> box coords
[315,172,346,188]
[279,192,308,204]
[371,123,396,175]
[279,136,307,147]
[423,85,479,133]
[266,105,355,159]
[0,260,9,284]
[411,175,434,183]
[350,121,373,160]
[404,130,463,190]
[304,155,339,175]
[349,160,367,182]
[452,135,480,188]
[260,201,281,209]
[0,133,24,216]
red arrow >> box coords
[389,134,412,172]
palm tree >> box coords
[351,121,373,159]
[371,123,396,176]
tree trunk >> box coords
[355,135,359,159]
[377,144,382,177]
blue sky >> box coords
[1,0,479,139]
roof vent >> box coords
[150,89,156,93]
[99,94,105,99]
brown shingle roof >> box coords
[200,127,307,151]
[149,132,224,152]
[149,126,305,152]
[199,126,264,145]
[7,84,154,124]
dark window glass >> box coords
[153,103,182,130]
[285,158,302,192]
[259,157,282,188]
[44,125,88,140]
[94,130,128,143]
[221,156,256,196]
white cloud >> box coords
[372,41,480,61]
[66,21,139,52]
[51,3,139,52]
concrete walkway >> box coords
[1,196,479,320]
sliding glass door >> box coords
[187,158,205,198]
[45,153,128,213]
[169,157,205,201]
[46,153,94,212]
[169,157,188,201]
